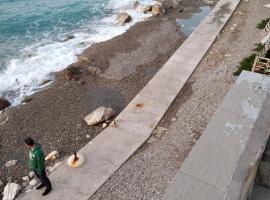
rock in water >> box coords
[5,160,17,168]
[0,99,11,111]
[84,107,116,126]
[117,13,132,26]
[3,183,21,200]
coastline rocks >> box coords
[152,4,166,16]
[87,66,102,76]
[5,160,17,168]
[63,66,83,81]
[3,182,21,200]
[134,1,152,14]
[84,107,116,126]
[0,99,11,111]
[117,12,132,26]
[63,35,75,42]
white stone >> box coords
[171,117,177,122]
[29,179,38,187]
[45,151,59,161]
[28,171,35,178]
[102,123,107,128]
[84,107,116,126]
[86,134,90,139]
[0,180,3,186]
[116,12,132,26]
[5,160,17,168]
[3,182,21,200]
[22,176,29,182]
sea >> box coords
[0,0,156,104]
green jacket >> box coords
[28,143,45,174]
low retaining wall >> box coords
[163,71,270,200]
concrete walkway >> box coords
[19,0,240,199]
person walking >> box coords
[24,137,52,196]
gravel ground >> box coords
[89,0,270,199]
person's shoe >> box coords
[42,188,52,196]
[36,184,45,190]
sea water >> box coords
[0,0,156,104]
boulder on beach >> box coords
[0,99,11,111]
[84,107,116,126]
[3,182,21,200]
[63,66,83,81]
[117,12,132,26]
[87,66,102,76]
[151,4,166,16]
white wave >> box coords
[0,0,157,105]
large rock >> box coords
[151,4,166,16]
[3,183,21,200]
[84,107,116,126]
[0,99,11,111]
[117,12,132,26]
[63,66,83,81]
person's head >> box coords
[24,137,35,148]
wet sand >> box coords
[0,0,208,192]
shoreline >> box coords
[0,0,210,194]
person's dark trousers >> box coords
[34,169,52,189]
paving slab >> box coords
[19,0,241,199]
[163,71,270,200]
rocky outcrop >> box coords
[151,4,166,16]
[3,183,21,200]
[84,107,116,126]
[117,12,132,26]
[63,66,83,81]
[0,98,11,111]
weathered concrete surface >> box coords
[19,0,240,199]
[163,71,270,200]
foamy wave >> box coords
[0,0,156,105]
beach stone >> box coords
[45,151,59,161]
[134,1,152,13]
[3,182,21,200]
[152,4,166,16]
[117,12,132,26]
[87,66,102,76]
[0,99,11,111]
[0,180,3,186]
[63,66,83,81]
[5,160,17,168]
[84,107,116,126]
[29,179,38,187]
[22,176,29,182]
[102,123,108,128]
[28,171,35,178]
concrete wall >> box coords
[163,71,270,200]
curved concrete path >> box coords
[19,0,240,199]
